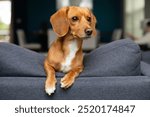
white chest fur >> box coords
[61,39,78,73]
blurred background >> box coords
[0,0,150,52]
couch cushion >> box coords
[142,51,150,64]
[0,39,141,77]
[0,43,45,77]
[140,61,150,77]
[80,39,141,76]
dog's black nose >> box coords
[85,28,93,36]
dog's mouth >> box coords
[81,36,91,39]
[71,32,91,39]
[73,35,91,39]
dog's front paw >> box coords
[45,80,57,95]
[45,86,56,95]
[60,76,75,89]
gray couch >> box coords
[0,39,150,100]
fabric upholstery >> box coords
[0,76,150,100]
[0,39,141,77]
[0,43,45,77]
[0,39,150,100]
[81,39,141,76]
[141,61,150,77]
[142,51,150,64]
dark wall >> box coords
[13,0,123,43]
[12,0,55,44]
[12,0,27,44]
[26,0,55,42]
[93,0,123,42]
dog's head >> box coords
[50,6,97,39]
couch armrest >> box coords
[141,61,150,76]
[142,51,150,64]
[0,76,150,100]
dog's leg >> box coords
[60,66,83,88]
[44,60,57,95]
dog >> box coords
[44,6,96,95]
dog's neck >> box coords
[59,33,83,53]
[57,33,83,73]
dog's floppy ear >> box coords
[90,11,97,37]
[50,7,69,37]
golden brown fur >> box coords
[44,6,96,95]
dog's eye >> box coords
[87,17,91,22]
[72,16,78,21]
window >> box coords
[0,0,11,42]
[56,0,93,10]
[124,0,145,37]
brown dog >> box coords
[44,6,96,95]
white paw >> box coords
[45,86,56,95]
[60,82,65,88]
